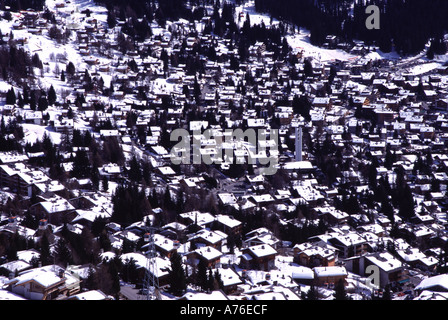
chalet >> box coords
[189,229,227,251]
[30,193,76,225]
[160,221,187,240]
[23,111,43,125]
[188,246,223,268]
[179,211,215,229]
[0,260,32,277]
[6,265,81,300]
[180,176,205,189]
[249,194,275,206]
[240,244,277,271]
[0,163,31,196]
[292,184,324,206]
[147,233,180,258]
[314,206,349,225]
[327,231,369,259]
[293,241,338,268]
[99,163,122,178]
[213,214,242,236]
[374,107,395,125]
[218,193,237,205]
[71,208,110,229]
[357,223,386,237]
[313,266,347,286]
[244,227,281,249]
[212,267,242,294]
[53,119,74,135]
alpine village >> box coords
[0,0,447,302]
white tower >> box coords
[295,126,302,161]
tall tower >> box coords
[295,126,302,161]
[142,228,160,300]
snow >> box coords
[286,32,357,62]
[233,0,356,63]
[0,290,27,300]
[247,244,277,258]
[407,62,442,76]
[194,246,222,261]
[235,1,276,28]
[17,249,40,263]
[69,290,109,300]
[12,265,64,288]
[21,123,62,145]
[181,290,229,300]
[313,266,347,278]
[415,274,448,292]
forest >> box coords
[92,0,448,56]
[254,0,448,56]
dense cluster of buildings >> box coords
[0,0,446,300]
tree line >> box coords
[254,0,448,56]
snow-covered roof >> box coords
[313,266,347,278]
[213,267,242,287]
[0,260,30,273]
[365,252,403,272]
[291,266,315,280]
[415,274,448,292]
[191,229,227,245]
[247,244,277,258]
[181,290,229,300]
[16,249,40,264]
[194,246,222,261]
[68,290,111,300]
[215,214,242,229]
[8,265,65,289]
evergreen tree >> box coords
[72,149,91,179]
[47,85,57,105]
[304,282,319,300]
[37,95,48,111]
[214,270,224,291]
[102,176,109,192]
[382,284,392,300]
[84,265,98,290]
[55,238,72,268]
[107,8,117,28]
[39,232,52,266]
[398,183,415,221]
[334,279,349,300]
[197,258,208,291]
[206,267,214,292]
[168,250,187,296]
[128,155,142,182]
[5,87,15,105]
